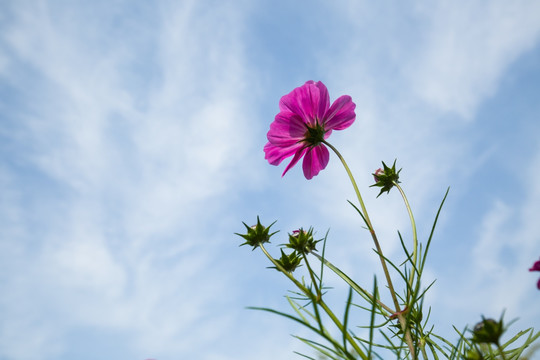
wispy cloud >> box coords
[406,1,540,118]
[0,1,263,358]
[465,146,540,322]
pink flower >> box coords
[373,168,384,182]
[264,81,356,179]
[529,259,540,272]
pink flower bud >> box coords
[373,168,384,182]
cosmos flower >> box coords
[529,258,540,289]
[264,81,356,179]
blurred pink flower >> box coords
[373,168,384,182]
[264,81,356,179]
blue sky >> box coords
[1,1,540,359]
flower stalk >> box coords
[394,181,419,303]
[323,140,416,358]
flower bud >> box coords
[285,228,320,254]
[370,159,401,198]
[471,317,504,345]
[236,216,278,250]
[373,168,384,183]
[270,249,302,273]
[464,348,484,360]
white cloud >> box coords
[473,200,513,276]
[407,1,540,118]
[0,1,260,359]
[464,148,540,322]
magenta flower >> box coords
[530,259,540,272]
[264,81,356,179]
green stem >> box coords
[303,254,322,301]
[323,141,399,304]
[497,343,507,360]
[394,182,418,303]
[259,244,368,360]
[322,141,372,229]
[420,340,429,360]
[323,140,416,359]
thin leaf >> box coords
[368,276,378,360]
[312,252,392,315]
[343,287,354,350]
[347,199,370,230]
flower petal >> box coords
[530,259,540,272]
[324,95,356,131]
[313,81,330,121]
[302,144,329,179]
[267,112,306,146]
[279,81,330,126]
[264,142,303,166]
[282,146,308,177]
[324,128,332,140]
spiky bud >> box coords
[370,159,401,198]
[236,216,278,250]
[285,228,320,254]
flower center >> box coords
[303,122,326,146]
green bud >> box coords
[285,228,320,254]
[370,159,401,198]
[464,348,484,360]
[471,316,504,345]
[236,216,278,250]
[270,249,302,273]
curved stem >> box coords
[323,141,398,303]
[323,140,416,359]
[394,182,418,303]
[323,140,372,229]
